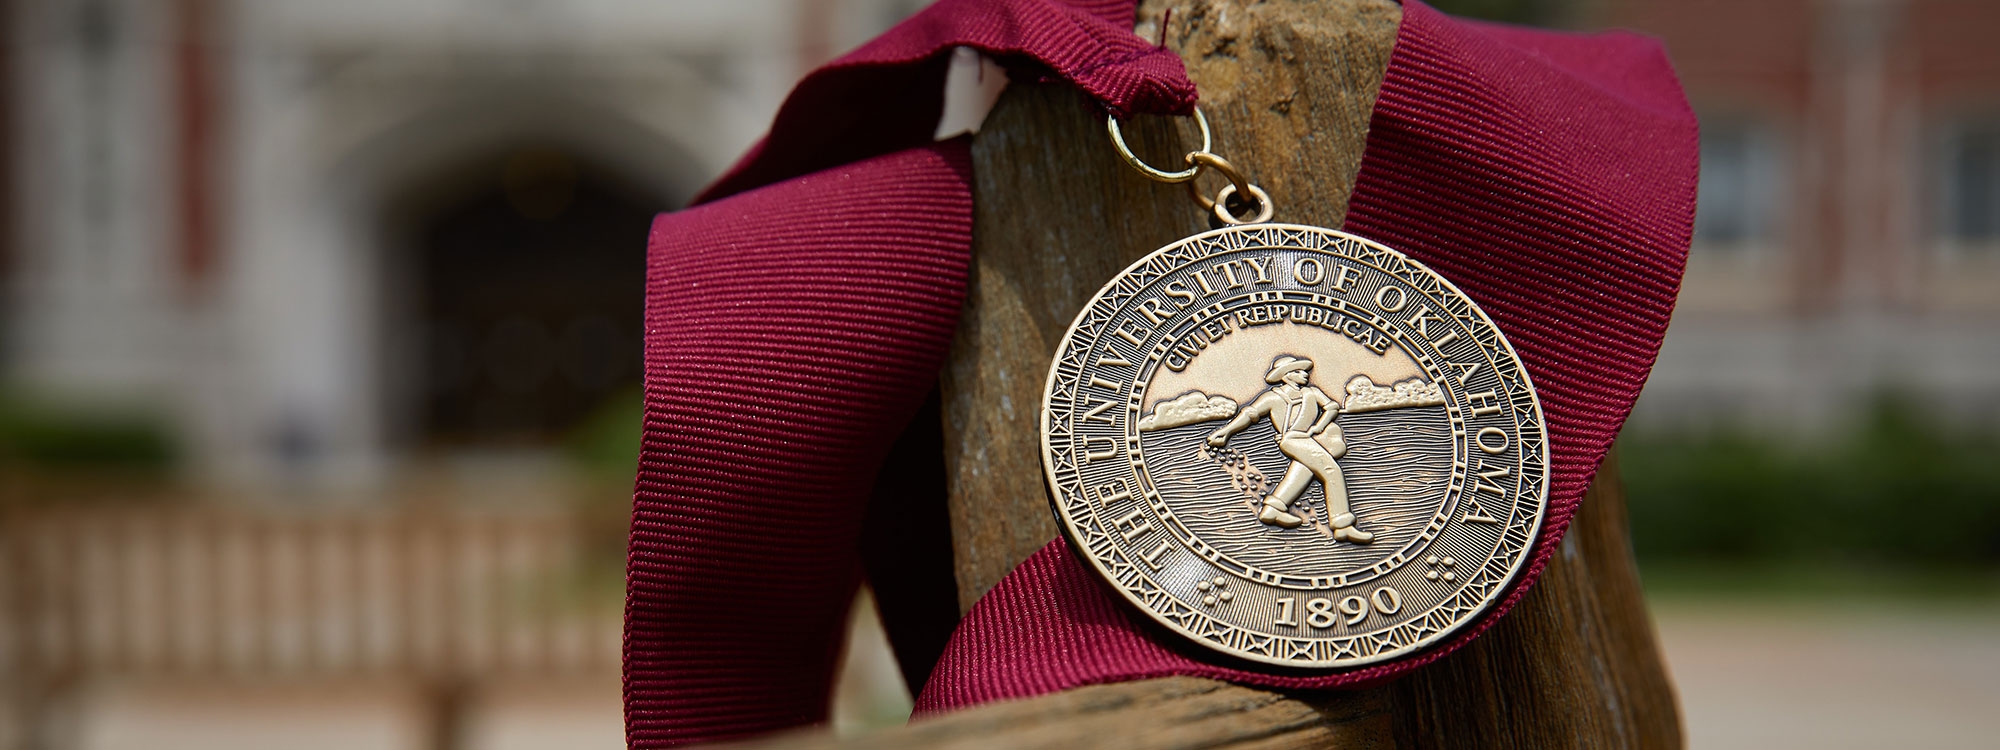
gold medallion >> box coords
[1040,115,1549,669]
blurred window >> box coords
[1940,122,2000,247]
[410,147,652,448]
[1693,119,1783,252]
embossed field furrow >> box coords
[1143,406,1452,577]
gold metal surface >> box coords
[1106,107,1212,183]
[1184,152,1275,225]
[1188,152,1254,204]
[1208,184,1274,225]
[1039,224,1550,669]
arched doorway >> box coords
[383,145,662,453]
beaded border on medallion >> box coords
[1041,224,1550,669]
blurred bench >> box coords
[0,504,620,749]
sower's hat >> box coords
[1264,356,1314,383]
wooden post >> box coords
[745,1,1680,746]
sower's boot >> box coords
[1259,501,1304,528]
[1260,462,1312,528]
[1329,512,1374,543]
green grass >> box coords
[0,387,178,475]
[565,386,643,478]
[1620,395,2000,608]
[1621,396,2000,568]
[1638,559,2000,608]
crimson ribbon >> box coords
[623,1,1695,746]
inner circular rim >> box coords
[1124,285,1471,590]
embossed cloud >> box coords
[1342,375,1446,413]
[1139,391,1239,431]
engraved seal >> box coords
[1040,224,1549,669]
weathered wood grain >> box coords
[1388,450,1683,748]
[733,676,1395,750]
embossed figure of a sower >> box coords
[1207,356,1374,542]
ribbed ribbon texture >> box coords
[625,0,1695,746]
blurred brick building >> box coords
[1,0,924,487]
[0,3,925,748]
[1589,0,2000,429]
